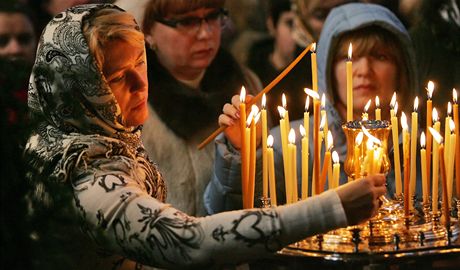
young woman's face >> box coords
[333,45,398,118]
[102,39,149,127]
[273,11,296,60]
[146,7,222,80]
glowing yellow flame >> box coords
[327,130,333,151]
[420,132,426,148]
[304,88,320,100]
[311,42,316,52]
[288,128,296,144]
[267,135,274,148]
[282,93,287,108]
[305,96,310,111]
[432,108,439,122]
[427,81,434,99]
[448,102,452,116]
[362,126,381,146]
[375,96,380,108]
[356,131,364,146]
[414,96,419,112]
[453,88,458,104]
[299,124,306,137]
[429,127,443,144]
[321,94,326,108]
[348,43,352,60]
[332,151,339,164]
[450,118,455,133]
[240,86,246,103]
[320,114,326,130]
[278,106,286,119]
[401,112,408,130]
[390,92,397,108]
[262,94,266,109]
[364,99,372,112]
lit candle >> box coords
[375,96,381,120]
[347,43,353,122]
[282,93,291,133]
[318,114,327,194]
[311,43,318,92]
[362,126,381,175]
[332,151,340,188]
[420,132,428,204]
[401,112,411,216]
[410,97,419,210]
[320,131,333,192]
[364,139,374,176]
[239,87,248,207]
[321,93,329,148]
[262,95,268,198]
[453,89,460,199]
[432,108,441,213]
[305,88,321,196]
[247,105,259,208]
[444,102,452,165]
[390,95,402,196]
[300,125,309,199]
[429,127,450,226]
[447,119,456,206]
[267,135,277,206]
[354,131,364,180]
[288,129,298,203]
[426,81,434,193]
[362,99,371,120]
[278,106,289,196]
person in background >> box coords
[205,3,418,212]
[24,4,386,269]
[247,0,311,121]
[140,0,262,217]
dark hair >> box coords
[0,1,37,27]
[269,0,291,26]
[142,0,225,33]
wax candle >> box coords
[311,43,318,92]
[278,106,290,201]
[300,125,309,199]
[247,106,259,208]
[429,127,450,226]
[410,97,419,210]
[453,89,460,199]
[364,139,374,176]
[447,119,456,206]
[432,109,441,213]
[321,94,329,148]
[347,43,353,122]
[320,131,333,192]
[239,87,248,207]
[288,129,298,203]
[401,112,411,216]
[444,103,452,164]
[262,95,268,198]
[304,88,321,195]
[354,131,364,179]
[362,99,371,120]
[390,96,402,196]
[426,81,434,193]
[267,135,277,206]
[420,132,428,204]
[375,96,381,120]
[282,93,291,134]
[332,151,340,188]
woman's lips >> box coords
[354,85,375,93]
[132,98,147,111]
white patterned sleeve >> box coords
[73,170,347,268]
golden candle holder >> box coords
[279,120,460,267]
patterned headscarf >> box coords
[25,4,166,207]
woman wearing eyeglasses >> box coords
[139,0,262,217]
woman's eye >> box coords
[136,60,145,67]
[110,75,125,83]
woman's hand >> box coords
[335,174,387,225]
[218,94,262,149]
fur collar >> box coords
[147,48,247,140]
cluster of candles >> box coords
[238,43,460,227]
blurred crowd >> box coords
[1,0,459,269]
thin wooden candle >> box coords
[261,95,268,198]
[420,132,428,204]
[346,43,353,122]
[410,97,419,210]
[300,125,309,199]
[267,135,277,206]
[375,96,381,120]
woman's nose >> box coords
[354,56,372,77]
[129,70,147,92]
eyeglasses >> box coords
[155,8,228,34]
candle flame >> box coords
[448,102,452,116]
[366,139,374,150]
[429,127,443,144]
[254,112,261,124]
[376,96,380,108]
[364,99,372,112]
[262,94,266,109]
[420,132,426,148]
[348,43,352,60]
[394,102,399,115]
[267,135,274,148]
[320,114,326,130]
[282,93,287,109]
[450,118,455,133]
[240,86,246,103]
[401,112,408,130]
[332,151,339,164]
[304,88,320,100]
[390,92,397,108]
[356,131,364,146]
[278,106,286,119]
[432,108,439,122]
[299,124,306,137]
[427,81,434,99]
[327,130,333,151]
[288,128,296,144]
[453,88,458,104]
[414,96,419,112]
[305,96,310,111]
[246,110,255,127]
[321,94,326,108]
[246,105,259,127]
[362,126,382,146]
[311,42,316,53]
[373,147,381,160]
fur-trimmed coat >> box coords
[142,48,262,216]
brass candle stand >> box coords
[278,120,460,265]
